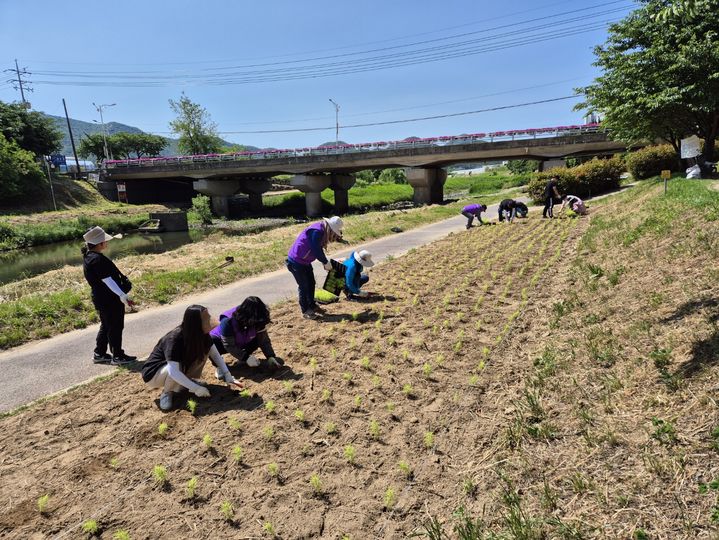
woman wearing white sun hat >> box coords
[287,216,344,319]
[81,226,136,365]
[342,249,374,299]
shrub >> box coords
[190,194,213,224]
[625,144,680,179]
[0,133,46,203]
[378,167,407,184]
[527,157,625,202]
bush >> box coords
[191,194,213,224]
[625,145,680,179]
[0,133,46,203]
[527,157,625,203]
[378,168,406,184]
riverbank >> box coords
[0,188,517,350]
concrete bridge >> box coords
[102,123,630,216]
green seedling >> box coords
[157,422,169,437]
[387,336,396,346]
[481,346,490,358]
[344,444,357,464]
[309,357,318,371]
[112,531,131,540]
[375,320,382,330]
[228,417,241,430]
[422,362,433,378]
[386,401,396,412]
[342,372,353,384]
[186,399,197,415]
[454,341,463,353]
[354,395,362,408]
[310,473,322,494]
[265,400,276,414]
[37,494,50,514]
[386,362,395,374]
[294,409,306,423]
[267,462,279,478]
[477,359,486,371]
[263,521,277,535]
[369,419,381,439]
[320,388,332,402]
[263,426,274,441]
[384,487,397,509]
[239,389,251,398]
[436,354,445,367]
[360,356,371,370]
[330,347,338,360]
[202,433,213,449]
[463,477,477,496]
[402,383,414,397]
[82,519,100,535]
[469,374,480,386]
[152,465,168,486]
[186,476,198,498]
[402,349,409,361]
[282,381,295,394]
[351,312,360,321]
[371,374,382,387]
[109,457,119,469]
[325,422,337,435]
[220,500,234,521]
[398,460,412,479]
[232,445,243,463]
[424,431,435,449]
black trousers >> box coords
[543,196,555,218]
[94,300,125,357]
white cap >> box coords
[324,216,344,236]
[353,250,374,267]
[83,226,122,244]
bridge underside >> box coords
[102,134,633,217]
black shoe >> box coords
[93,353,112,364]
[111,353,136,365]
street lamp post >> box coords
[92,102,116,162]
[329,98,340,144]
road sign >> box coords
[660,170,671,179]
[49,154,66,167]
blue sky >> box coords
[0,0,635,150]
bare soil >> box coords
[1,184,718,539]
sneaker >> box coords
[92,353,112,364]
[246,355,261,368]
[110,356,132,366]
[159,391,174,411]
[302,310,318,320]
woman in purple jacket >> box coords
[286,216,344,319]
[461,203,487,229]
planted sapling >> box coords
[294,409,306,424]
[263,521,277,536]
[402,383,415,397]
[265,400,276,414]
[186,399,198,415]
[384,487,397,509]
[263,425,275,442]
[282,380,295,394]
[186,477,198,499]
[369,419,381,440]
[37,494,50,514]
[309,357,318,371]
[109,457,119,469]
[232,445,243,464]
[469,374,480,386]
[342,372,353,384]
[320,388,333,403]
[371,374,382,388]
[157,422,169,437]
[228,417,241,431]
[360,356,371,370]
[239,388,251,398]
[82,519,100,535]
[422,362,433,379]
[344,444,357,465]
[398,460,413,479]
[202,433,213,450]
[267,462,279,478]
[152,465,168,487]
[112,531,131,540]
[220,501,234,521]
[325,422,337,435]
[309,473,323,495]
[354,395,362,409]
[424,431,435,449]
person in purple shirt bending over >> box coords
[287,216,344,319]
[209,296,284,372]
[461,203,487,229]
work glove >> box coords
[218,370,241,386]
[323,261,333,271]
[192,386,210,398]
[120,294,130,307]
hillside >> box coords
[44,114,258,159]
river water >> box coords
[0,230,209,286]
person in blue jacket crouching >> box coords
[343,249,374,299]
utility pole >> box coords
[4,59,32,107]
[92,102,116,162]
[63,99,81,179]
[329,98,340,144]
[43,158,58,211]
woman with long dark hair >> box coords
[210,296,284,371]
[286,216,344,319]
[81,226,136,365]
[142,304,240,411]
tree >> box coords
[112,132,167,159]
[0,101,62,156]
[78,133,112,163]
[506,160,539,175]
[577,0,719,165]
[168,93,222,155]
[0,133,45,202]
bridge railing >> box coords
[104,123,603,169]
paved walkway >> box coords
[1,192,592,413]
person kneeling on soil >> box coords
[210,296,284,372]
[460,203,487,229]
[287,216,344,320]
[560,194,587,215]
[514,201,529,218]
[343,249,374,299]
[142,304,240,412]
[498,199,519,223]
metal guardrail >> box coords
[104,123,603,169]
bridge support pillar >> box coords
[238,178,272,212]
[539,159,566,172]
[406,168,446,205]
[290,174,332,217]
[330,174,356,214]
[193,178,242,218]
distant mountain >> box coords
[43,114,258,160]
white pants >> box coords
[147,359,206,393]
